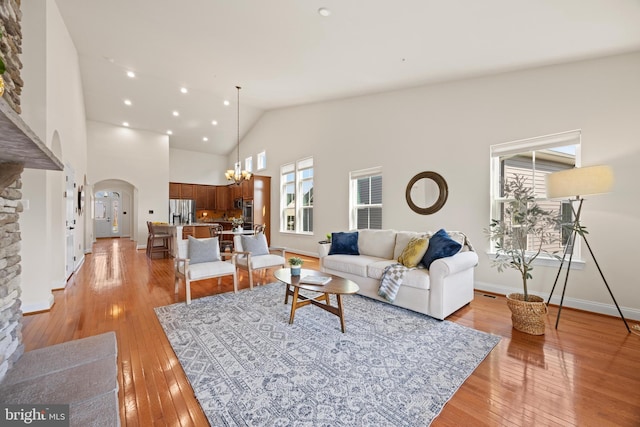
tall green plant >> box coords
[485,174,560,301]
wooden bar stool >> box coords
[146,221,171,258]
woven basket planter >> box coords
[506,293,548,335]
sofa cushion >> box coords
[358,229,396,259]
[188,236,220,264]
[393,231,428,259]
[367,260,431,290]
[397,237,430,268]
[329,231,360,255]
[323,254,382,277]
[422,228,462,269]
[366,259,398,280]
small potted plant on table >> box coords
[485,174,560,335]
[288,257,304,276]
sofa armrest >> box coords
[429,251,479,277]
[318,242,331,258]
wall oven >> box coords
[243,201,253,230]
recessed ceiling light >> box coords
[318,7,331,17]
[126,71,136,78]
[172,111,179,117]
[124,99,132,106]
[211,120,218,126]
[223,100,230,106]
[202,137,208,142]
[180,87,188,94]
[122,122,129,127]
[167,130,173,135]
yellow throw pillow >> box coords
[397,237,429,268]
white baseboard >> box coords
[284,248,317,258]
[20,293,55,314]
[75,254,85,272]
[51,279,66,290]
[136,244,146,250]
[474,281,640,321]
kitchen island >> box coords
[168,224,255,256]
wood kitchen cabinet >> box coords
[215,185,230,210]
[180,184,195,199]
[181,226,211,239]
[230,183,242,200]
[206,186,217,210]
[181,226,195,239]
[241,179,253,199]
[169,182,181,199]
[195,185,208,209]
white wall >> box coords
[169,148,229,185]
[87,121,169,246]
[19,0,88,312]
[238,52,640,318]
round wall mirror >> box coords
[405,171,449,215]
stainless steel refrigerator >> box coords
[169,199,196,224]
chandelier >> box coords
[225,85,252,185]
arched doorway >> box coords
[94,190,121,238]
[93,179,135,240]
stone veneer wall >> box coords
[0,0,24,382]
[0,0,23,113]
[0,176,24,380]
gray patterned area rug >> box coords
[155,283,500,426]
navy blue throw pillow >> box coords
[328,232,360,255]
[421,229,462,269]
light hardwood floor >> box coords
[21,238,640,426]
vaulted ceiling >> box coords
[54,0,640,156]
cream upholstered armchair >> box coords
[233,233,286,289]
[174,235,237,304]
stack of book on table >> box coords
[300,275,332,285]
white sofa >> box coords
[318,229,478,320]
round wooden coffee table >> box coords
[273,268,359,333]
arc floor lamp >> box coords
[545,165,630,332]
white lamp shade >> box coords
[545,165,613,199]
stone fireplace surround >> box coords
[0,0,63,382]
[0,174,23,380]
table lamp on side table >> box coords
[545,165,630,332]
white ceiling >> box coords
[54,0,640,157]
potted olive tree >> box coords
[486,174,561,335]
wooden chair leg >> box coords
[233,272,238,293]
[248,269,254,290]
[186,278,191,305]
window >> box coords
[244,156,253,173]
[280,157,313,233]
[257,150,267,171]
[350,167,382,229]
[490,130,580,257]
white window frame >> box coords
[280,157,313,234]
[349,166,382,230]
[257,150,267,171]
[490,129,583,266]
[244,156,253,173]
